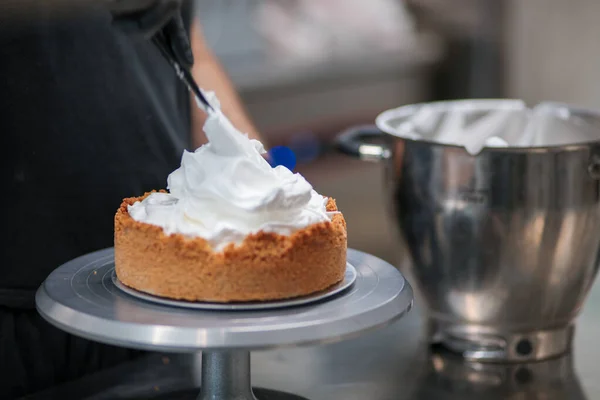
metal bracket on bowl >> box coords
[438,331,508,361]
[434,325,575,362]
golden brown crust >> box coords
[114,192,347,302]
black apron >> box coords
[0,2,193,398]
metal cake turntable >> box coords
[36,248,413,400]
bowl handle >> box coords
[588,154,600,180]
[335,125,391,162]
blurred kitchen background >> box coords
[197,0,600,265]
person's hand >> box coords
[107,0,193,68]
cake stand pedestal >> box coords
[36,248,413,400]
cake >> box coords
[114,97,347,303]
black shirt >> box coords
[1,3,192,307]
[0,4,194,396]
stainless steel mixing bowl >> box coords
[336,100,600,362]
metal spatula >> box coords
[152,33,215,114]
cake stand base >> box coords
[194,350,309,400]
[199,351,256,400]
[143,387,307,400]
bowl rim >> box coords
[375,99,600,154]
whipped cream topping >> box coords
[128,98,333,250]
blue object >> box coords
[268,146,297,171]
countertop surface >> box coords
[24,276,600,400]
